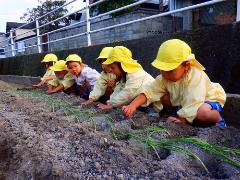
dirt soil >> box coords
[0,80,239,180]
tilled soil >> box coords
[0,81,239,180]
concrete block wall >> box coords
[48,10,175,51]
[4,37,39,57]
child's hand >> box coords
[96,103,113,110]
[167,116,187,124]
[122,104,137,118]
[81,98,94,106]
[32,84,41,88]
[32,80,46,88]
[107,80,116,88]
[46,89,55,94]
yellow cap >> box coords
[152,39,205,71]
[97,47,114,60]
[50,60,68,71]
[103,46,143,73]
[41,53,58,63]
[66,54,82,63]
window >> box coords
[0,48,4,55]
[17,41,25,52]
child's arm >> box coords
[106,80,116,88]
[110,75,166,108]
[44,75,55,81]
[59,74,75,92]
[47,84,64,94]
[122,75,167,118]
[88,73,107,101]
[96,103,113,110]
[81,97,94,105]
[167,116,188,124]
[96,82,122,110]
[32,75,55,88]
[122,93,147,118]
[32,80,46,88]
[105,74,148,108]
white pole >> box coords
[86,0,92,46]
[10,30,16,56]
[36,18,42,53]
[237,0,240,21]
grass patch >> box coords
[112,126,240,172]
[11,88,97,122]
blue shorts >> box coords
[77,86,90,100]
[80,91,90,100]
[205,101,223,112]
[205,101,226,127]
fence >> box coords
[0,0,238,58]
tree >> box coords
[90,0,137,17]
[21,0,70,32]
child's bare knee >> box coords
[197,104,212,121]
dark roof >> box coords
[5,22,36,37]
[6,22,36,32]
[69,13,82,21]
[140,2,160,10]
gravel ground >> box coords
[0,80,239,180]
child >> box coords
[47,60,76,94]
[81,47,117,105]
[32,53,57,88]
[96,46,155,110]
[122,39,226,127]
[66,54,100,100]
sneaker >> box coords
[216,117,227,127]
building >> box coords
[0,32,6,58]
[168,0,236,30]
[5,22,37,57]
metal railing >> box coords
[1,0,237,58]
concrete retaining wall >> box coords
[0,22,240,94]
[0,75,40,86]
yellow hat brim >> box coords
[97,47,114,60]
[66,59,82,63]
[41,59,56,63]
[190,59,205,71]
[151,58,181,71]
[121,61,143,73]
[96,56,107,60]
[102,58,114,65]
[50,66,68,72]
[103,58,143,73]
[152,58,205,71]
[66,54,82,63]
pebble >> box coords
[144,169,149,174]
[52,166,62,176]
[117,174,124,180]
[85,157,91,162]
[79,160,85,167]
[96,175,102,179]
[95,162,101,169]
[103,174,108,178]
[153,170,163,176]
